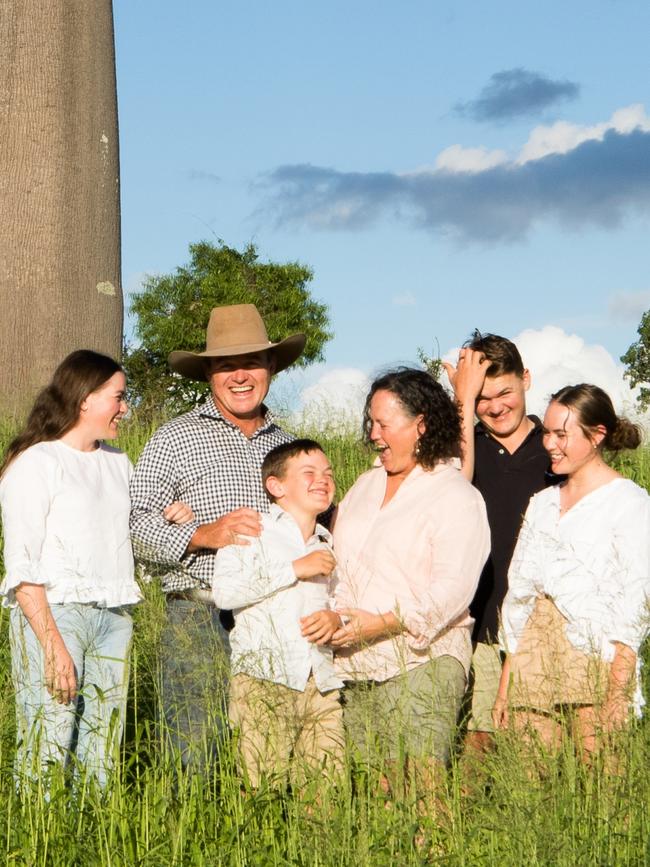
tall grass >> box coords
[0,414,648,865]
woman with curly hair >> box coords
[307,368,490,793]
[494,384,650,761]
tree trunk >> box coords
[0,0,123,416]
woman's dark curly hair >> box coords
[362,368,461,469]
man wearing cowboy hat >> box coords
[130,303,305,769]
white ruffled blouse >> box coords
[0,440,141,608]
[501,477,650,713]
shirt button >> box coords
[498,448,505,454]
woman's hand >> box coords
[14,583,78,704]
[601,691,630,732]
[44,638,77,704]
[492,694,509,730]
[164,501,195,525]
[300,609,342,645]
[330,608,402,648]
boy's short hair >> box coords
[262,438,326,500]
[464,329,524,379]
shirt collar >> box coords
[268,503,333,545]
[475,414,542,443]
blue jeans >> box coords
[10,603,133,787]
[161,598,230,771]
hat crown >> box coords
[206,304,270,352]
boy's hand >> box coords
[442,348,492,404]
[293,550,336,581]
[164,501,195,525]
[300,609,342,645]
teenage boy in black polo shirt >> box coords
[444,331,558,760]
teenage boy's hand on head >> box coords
[293,549,336,581]
[443,348,493,405]
[300,609,342,645]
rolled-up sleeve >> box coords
[129,430,199,567]
[400,491,490,650]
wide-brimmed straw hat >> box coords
[168,303,306,381]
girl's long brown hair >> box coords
[1,350,123,477]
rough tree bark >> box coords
[0,0,123,415]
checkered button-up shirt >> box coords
[129,395,293,593]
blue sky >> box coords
[114,0,650,410]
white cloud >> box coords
[264,103,650,243]
[434,145,509,174]
[285,367,370,433]
[517,103,650,164]
[436,104,650,170]
[392,291,417,307]
[513,326,638,417]
[282,328,648,439]
[443,325,647,425]
[607,290,650,323]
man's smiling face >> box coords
[207,351,274,423]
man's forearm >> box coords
[130,510,199,566]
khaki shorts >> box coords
[509,596,610,711]
[229,673,344,787]
[466,641,504,733]
[343,655,466,765]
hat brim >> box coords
[168,333,306,381]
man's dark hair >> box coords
[465,329,524,378]
[262,438,326,498]
[363,368,461,469]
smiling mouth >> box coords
[230,386,254,394]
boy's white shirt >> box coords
[213,503,343,693]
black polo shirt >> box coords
[470,416,560,643]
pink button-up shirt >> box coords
[333,461,490,682]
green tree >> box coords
[124,240,332,415]
[621,310,650,410]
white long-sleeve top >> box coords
[501,478,650,711]
[213,504,343,693]
[0,441,141,608]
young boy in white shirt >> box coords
[213,439,344,787]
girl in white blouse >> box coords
[0,350,189,787]
[494,384,650,760]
